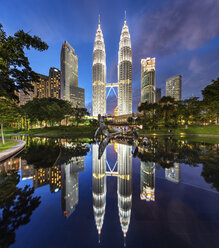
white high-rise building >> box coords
[92,17,106,116]
[118,14,132,115]
[166,75,182,101]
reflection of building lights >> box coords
[114,143,118,153]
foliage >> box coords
[0,24,48,100]
[0,97,21,144]
[23,98,73,126]
[0,170,41,247]
[0,98,20,124]
[71,106,89,127]
[21,138,90,168]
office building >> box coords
[92,18,106,116]
[32,74,49,98]
[70,85,85,108]
[19,90,33,105]
[118,15,132,115]
[141,58,155,103]
[60,41,85,107]
[155,88,161,103]
[49,67,61,99]
[166,75,182,101]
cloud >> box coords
[133,0,219,59]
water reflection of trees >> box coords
[21,137,90,168]
[136,138,219,190]
[0,170,41,248]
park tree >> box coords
[202,78,219,122]
[0,98,20,144]
[23,98,73,127]
[159,96,175,127]
[72,106,89,127]
[0,24,48,100]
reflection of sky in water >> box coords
[0,139,219,247]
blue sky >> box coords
[1,0,219,113]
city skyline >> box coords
[1,0,219,113]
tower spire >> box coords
[124,10,126,23]
[98,14,100,25]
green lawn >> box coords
[0,140,18,152]
[139,125,219,135]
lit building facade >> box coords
[140,161,155,201]
[92,18,106,116]
[166,75,182,101]
[32,74,49,98]
[92,144,107,237]
[49,67,61,99]
[141,58,156,104]
[155,88,161,103]
[118,17,132,115]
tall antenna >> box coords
[98,14,100,25]
[124,10,126,23]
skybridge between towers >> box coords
[105,82,119,99]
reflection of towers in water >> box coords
[92,144,107,237]
[165,163,181,183]
[117,144,132,237]
[61,156,85,218]
[140,161,155,201]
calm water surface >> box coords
[0,137,219,248]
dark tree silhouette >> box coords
[0,171,41,247]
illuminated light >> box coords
[146,193,152,200]
[119,174,130,180]
[93,173,105,179]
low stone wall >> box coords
[0,140,26,162]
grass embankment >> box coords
[139,125,219,135]
[0,140,18,152]
[15,125,97,138]
[139,125,219,143]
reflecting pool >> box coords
[1,137,219,248]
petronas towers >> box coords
[93,14,132,116]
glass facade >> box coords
[166,75,182,101]
[60,41,79,101]
[141,58,156,104]
[70,85,85,108]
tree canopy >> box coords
[0,24,48,100]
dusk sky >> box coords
[1,0,219,113]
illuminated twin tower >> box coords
[93,14,132,116]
